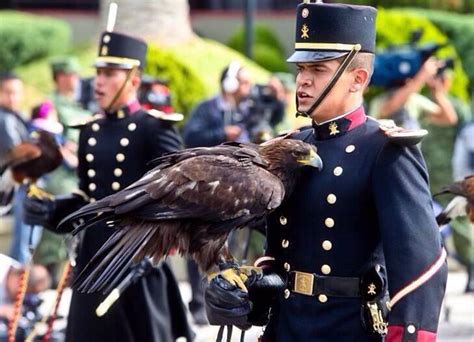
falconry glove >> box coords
[23,193,88,232]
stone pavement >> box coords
[182,270,474,342]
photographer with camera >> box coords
[246,76,288,143]
[369,57,458,129]
[182,61,252,147]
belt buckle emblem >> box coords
[293,271,314,296]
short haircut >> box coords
[336,52,374,85]
[0,71,20,89]
[348,52,375,79]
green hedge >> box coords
[227,24,288,72]
[145,44,207,120]
[0,11,70,71]
[344,0,474,13]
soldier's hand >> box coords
[224,125,242,141]
[205,272,252,330]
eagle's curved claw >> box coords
[27,183,53,200]
[207,266,263,293]
[208,268,249,292]
[239,265,262,277]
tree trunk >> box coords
[99,0,196,45]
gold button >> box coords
[116,153,125,162]
[318,294,328,303]
[114,168,123,177]
[90,198,96,203]
[279,216,287,225]
[321,264,331,275]
[128,123,137,131]
[120,138,129,147]
[87,169,96,178]
[283,262,291,272]
[282,239,289,248]
[112,182,121,191]
[333,166,343,176]
[407,325,416,334]
[88,183,96,191]
[324,218,334,228]
[92,123,100,132]
[86,153,94,162]
[326,194,336,204]
[88,137,97,146]
[284,289,290,299]
[322,240,332,251]
[345,145,355,153]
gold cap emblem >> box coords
[301,24,309,39]
[100,45,109,56]
[368,283,377,295]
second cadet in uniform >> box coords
[24,32,192,341]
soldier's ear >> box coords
[130,73,141,89]
[350,68,370,93]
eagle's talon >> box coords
[27,184,53,200]
[207,268,248,292]
[239,265,262,277]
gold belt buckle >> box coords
[293,271,314,296]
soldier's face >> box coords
[0,78,23,112]
[94,67,137,110]
[295,59,356,121]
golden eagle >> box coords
[60,139,322,292]
[0,130,62,214]
[436,175,474,225]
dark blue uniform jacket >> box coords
[67,102,192,342]
[264,106,447,342]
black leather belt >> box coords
[289,271,360,298]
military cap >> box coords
[287,1,376,63]
[94,31,147,70]
[50,57,80,74]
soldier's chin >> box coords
[95,97,107,109]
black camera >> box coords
[370,29,448,88]
[436,57,455,77]
[245,84,285,143]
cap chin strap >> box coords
[296,44,361,118]
[105,66,138,112]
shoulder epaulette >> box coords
[68,113,105,129]
[147,109,184,122]
[370,117,428,146]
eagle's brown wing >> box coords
[62,144,284,292]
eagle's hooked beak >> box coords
[298,147,323,170]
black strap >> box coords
[289,271,361,298]
[216,325,233,342]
